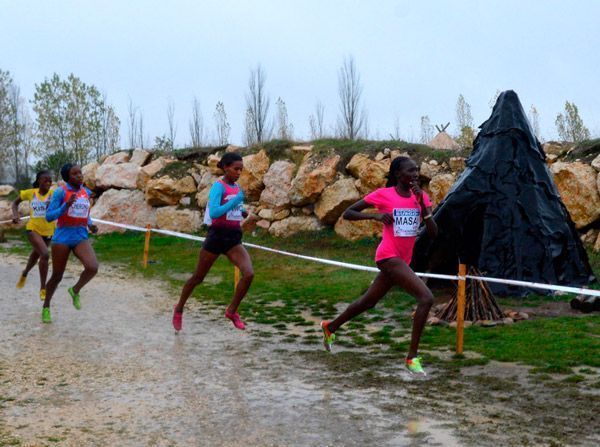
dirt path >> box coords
[1,253,598,446]
[0,254,460,447]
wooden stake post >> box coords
[456,263,467,354]
[143,224,151,268]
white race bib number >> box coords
[67,197,90,219]
[31,197,48,218]
[226,204,243,221]
[393,208,420,237]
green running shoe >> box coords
[68,287,81,310]
[320,321,336,352]
[42,307,51,324]
[406,356,426,375]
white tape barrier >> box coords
[3,216,598,297]
[91,218,458,280]
[0,216,30,225]
[91,218,600,297]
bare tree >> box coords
[167,98,177,149]
[214,101,230,145]
[189,97,204,147]
[246,64,271,143]
[127,98,138,149]
[390,116,402,140]
[308,100,325,140]
[337,56,365,140]
[243,107,256,147]
[276,97,293,140]
[528,105,541,141]
[138,110,146,149]
[420,115,433,144]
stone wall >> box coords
[2,144,599,251]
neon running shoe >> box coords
[406,357,426,375]
[320,321,335,352]
[39,289,46,301]
[225,311,245,330]
[172,306,183,332]
[68,287,81,310]
[42,307,51,324]
[16,274,26,289]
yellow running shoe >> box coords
[16,274,26,289]
[39,289,46,301]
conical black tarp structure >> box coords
[412,90,595,295]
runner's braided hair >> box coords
[32,170,52,188]
[217,152,243,169]
[385,156,411,187]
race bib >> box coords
[224,193,243,221]
[67,197,90,219]
[393,208,420,237]
[226,204,243,221]
[31,197,48,218]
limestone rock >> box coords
[346,153,390,194]
[129,149,152,167]
[449,157,466,173]
[260,160,295,210]
[225,144,242,153]
[95,163,141,190]
[419,161,441,180]
[0,200,29,227]
[195,188,211,209]
[0,185,15,196]
[90,189,157,234]
[268,215,323,237]
[256,219,271,230]
[145,176,183,206]
[156,206,202,233]
[334,214,382,241]
[581,228,599,246]
[595,232,600,253]
[238,149,270,201]
[550,161,600,228]
[207,153,224,175]
[591,154,600,172]
[314,177,360,225]
[258,208,290,221]
[289,154,340,206]
[81,162,100,190]
[176,176,197,194]
[542,142,571,157]
[428,173,456,207]
[137,157,175,189]
[103,151,130,164]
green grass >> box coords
[1,228,598,373]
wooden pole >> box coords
[456,263,467,355]
[234,267,240,292]
[143,224,151,268]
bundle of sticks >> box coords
[435,267,505,322]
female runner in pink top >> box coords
[321,156,438,374]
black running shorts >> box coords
[202,226,243,255]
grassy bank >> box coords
[1,228,598,376]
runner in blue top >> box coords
[42,163,98,323]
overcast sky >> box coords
[2,0,599,147]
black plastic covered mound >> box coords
[412,90,595,295]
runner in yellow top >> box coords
[11,170,56,300]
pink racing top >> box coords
[364,187,432,264]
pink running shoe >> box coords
[172,306,183,332]
[225,311,245,330]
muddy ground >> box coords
[1,253,598,447]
